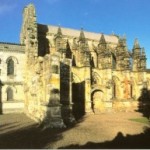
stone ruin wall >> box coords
[20,4,150,124]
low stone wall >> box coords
[113,100,139,112]
[93,101,113,114]
[93,100,139,114]
[2,101,24,114]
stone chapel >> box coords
[0,4,150,127]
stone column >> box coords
[85,78,92,113]
[39,53,66,129]
[60,59,75,125]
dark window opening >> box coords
[113,84,116,98]
[51,65,59,74]
[112,54,116,70]
[7,87,13,101]
[7,59,14,75]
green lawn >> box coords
[129,117,150,125]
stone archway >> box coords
[92,72,102,85]
[91,89,104,113]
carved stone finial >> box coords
[141,47,146,57]
[55,26,63,38]
[99,34,106,44]
[97,34,107,54]
[79,28,86,42]
[133,38,140,49]
[132,38,141,58]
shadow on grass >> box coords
[59,127,150,149]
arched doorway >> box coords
[91,89,104,113]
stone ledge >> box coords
[0,42,22,46]
[2,108,24,114]
[2,101,24,114]
[2,100,24,103]
[2,81,24,85]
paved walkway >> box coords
[0,112,150,149]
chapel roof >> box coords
[38,24,119,43]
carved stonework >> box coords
[72,38,78,50]
[2,3,150,126]
[122,77,131,99]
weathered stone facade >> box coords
[1,3,150,127]
[0,43,25,113]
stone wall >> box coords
[0,43,25,114]
[1,3,149,127]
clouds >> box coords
[0,4,17,15]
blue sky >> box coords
[0,0,150,67]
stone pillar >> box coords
[39,53,66,129]
[85,78,92,113]
[60,59,75,125]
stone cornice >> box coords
[0,42,25,53]
[2,81,24,85]
[0,49,25,54]
[0,42,23,46]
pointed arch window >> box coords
[112,54,116,70]
[7,87,13,101]
[7,59,14,75]
[113,83,116,98]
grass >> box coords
[129,117,150,125]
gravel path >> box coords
[0,112,150,149]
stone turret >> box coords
[140,48,147,70]
[54,26,64,52]
[132,38,141,71]
[56,26,63,36]
[123,47,131,70]
[98,34,107,52]
[77,29,90,67]
[78,28,86,43]
[133,38,141,55]
[132,38,141,59]
[97,34,111,69]
[116,37,130,70]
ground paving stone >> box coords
[0,112,149,149]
